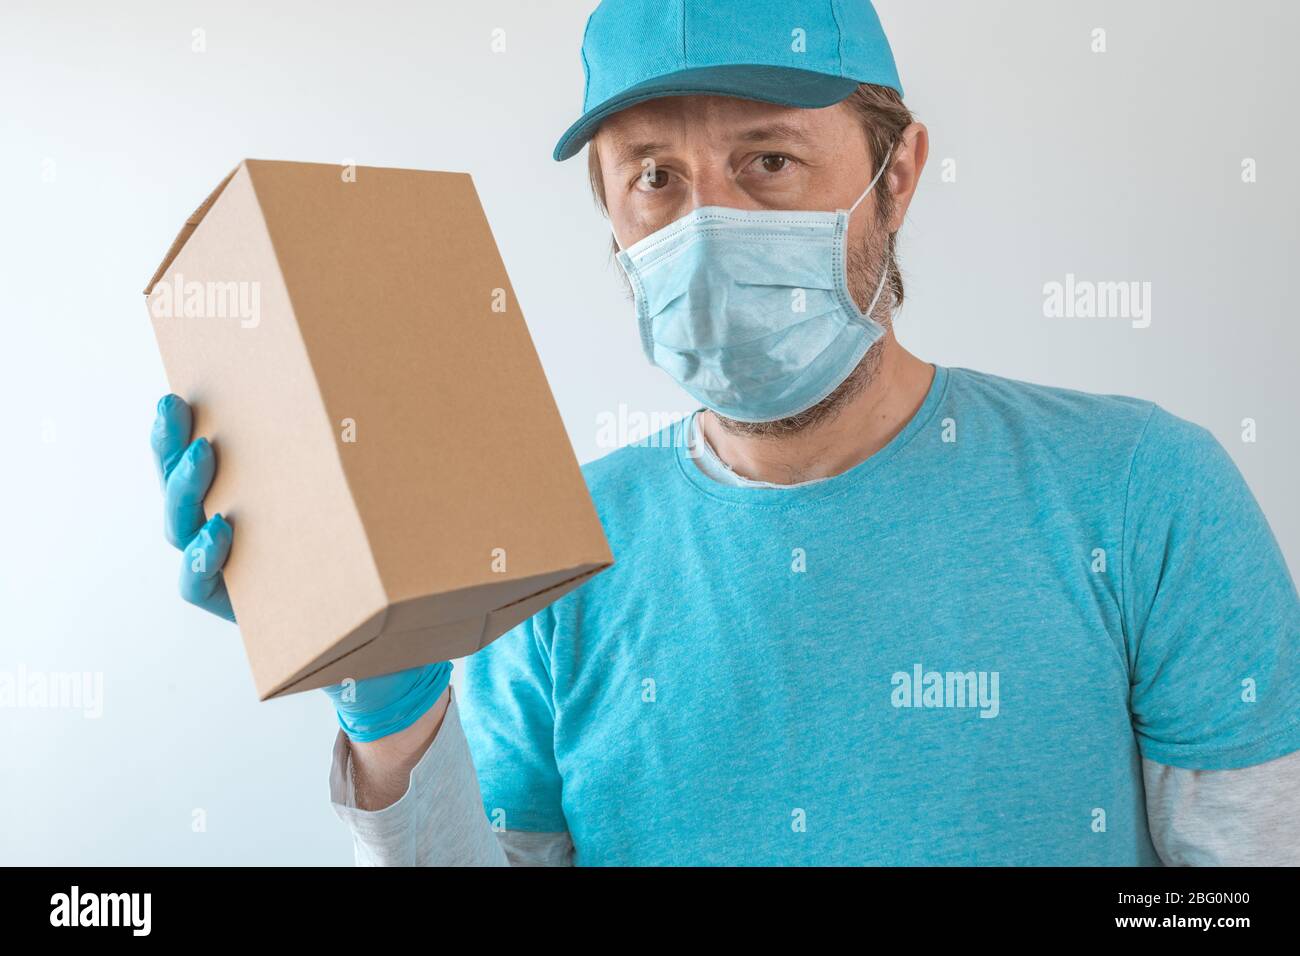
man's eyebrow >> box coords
[608,139,672,167]
[735,123,817,147]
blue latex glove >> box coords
[150,393,452,741]
[320,662,454,742]
[150,393,234,620]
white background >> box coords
[1,0,1295,864]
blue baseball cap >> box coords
[553,0,904,161]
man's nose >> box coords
[686,167,756,211]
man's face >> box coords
[593,94,913,436]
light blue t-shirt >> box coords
[461,365,1300,865]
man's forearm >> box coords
[349,687,451,810]
[329,686,517,865]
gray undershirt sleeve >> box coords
[328,685,575,866]
[1142,750,1300,866]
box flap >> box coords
[143,162,244,295]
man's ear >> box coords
[885,122,929,233]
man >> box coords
[151,0,1299,865]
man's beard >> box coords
[713,229,895,440]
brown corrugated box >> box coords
[145,159,612,699]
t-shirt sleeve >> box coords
[458,606,568,833]
[1123,405,1300,770]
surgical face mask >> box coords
[614,148,893,423]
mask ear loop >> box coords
[841,142,896,325]
[846,142,895,216]
[862,254,891,319]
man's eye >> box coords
[637,167,670,190]
[758,154,789,174]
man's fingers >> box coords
[178,514,236,622]
[150,394,193,489]
[156,396,236,623]
[163,436,216,549]
[152,394,220,551]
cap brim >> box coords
[553,64,860,161]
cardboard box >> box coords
[145,159,612,700]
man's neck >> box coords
[697,339,934,486]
